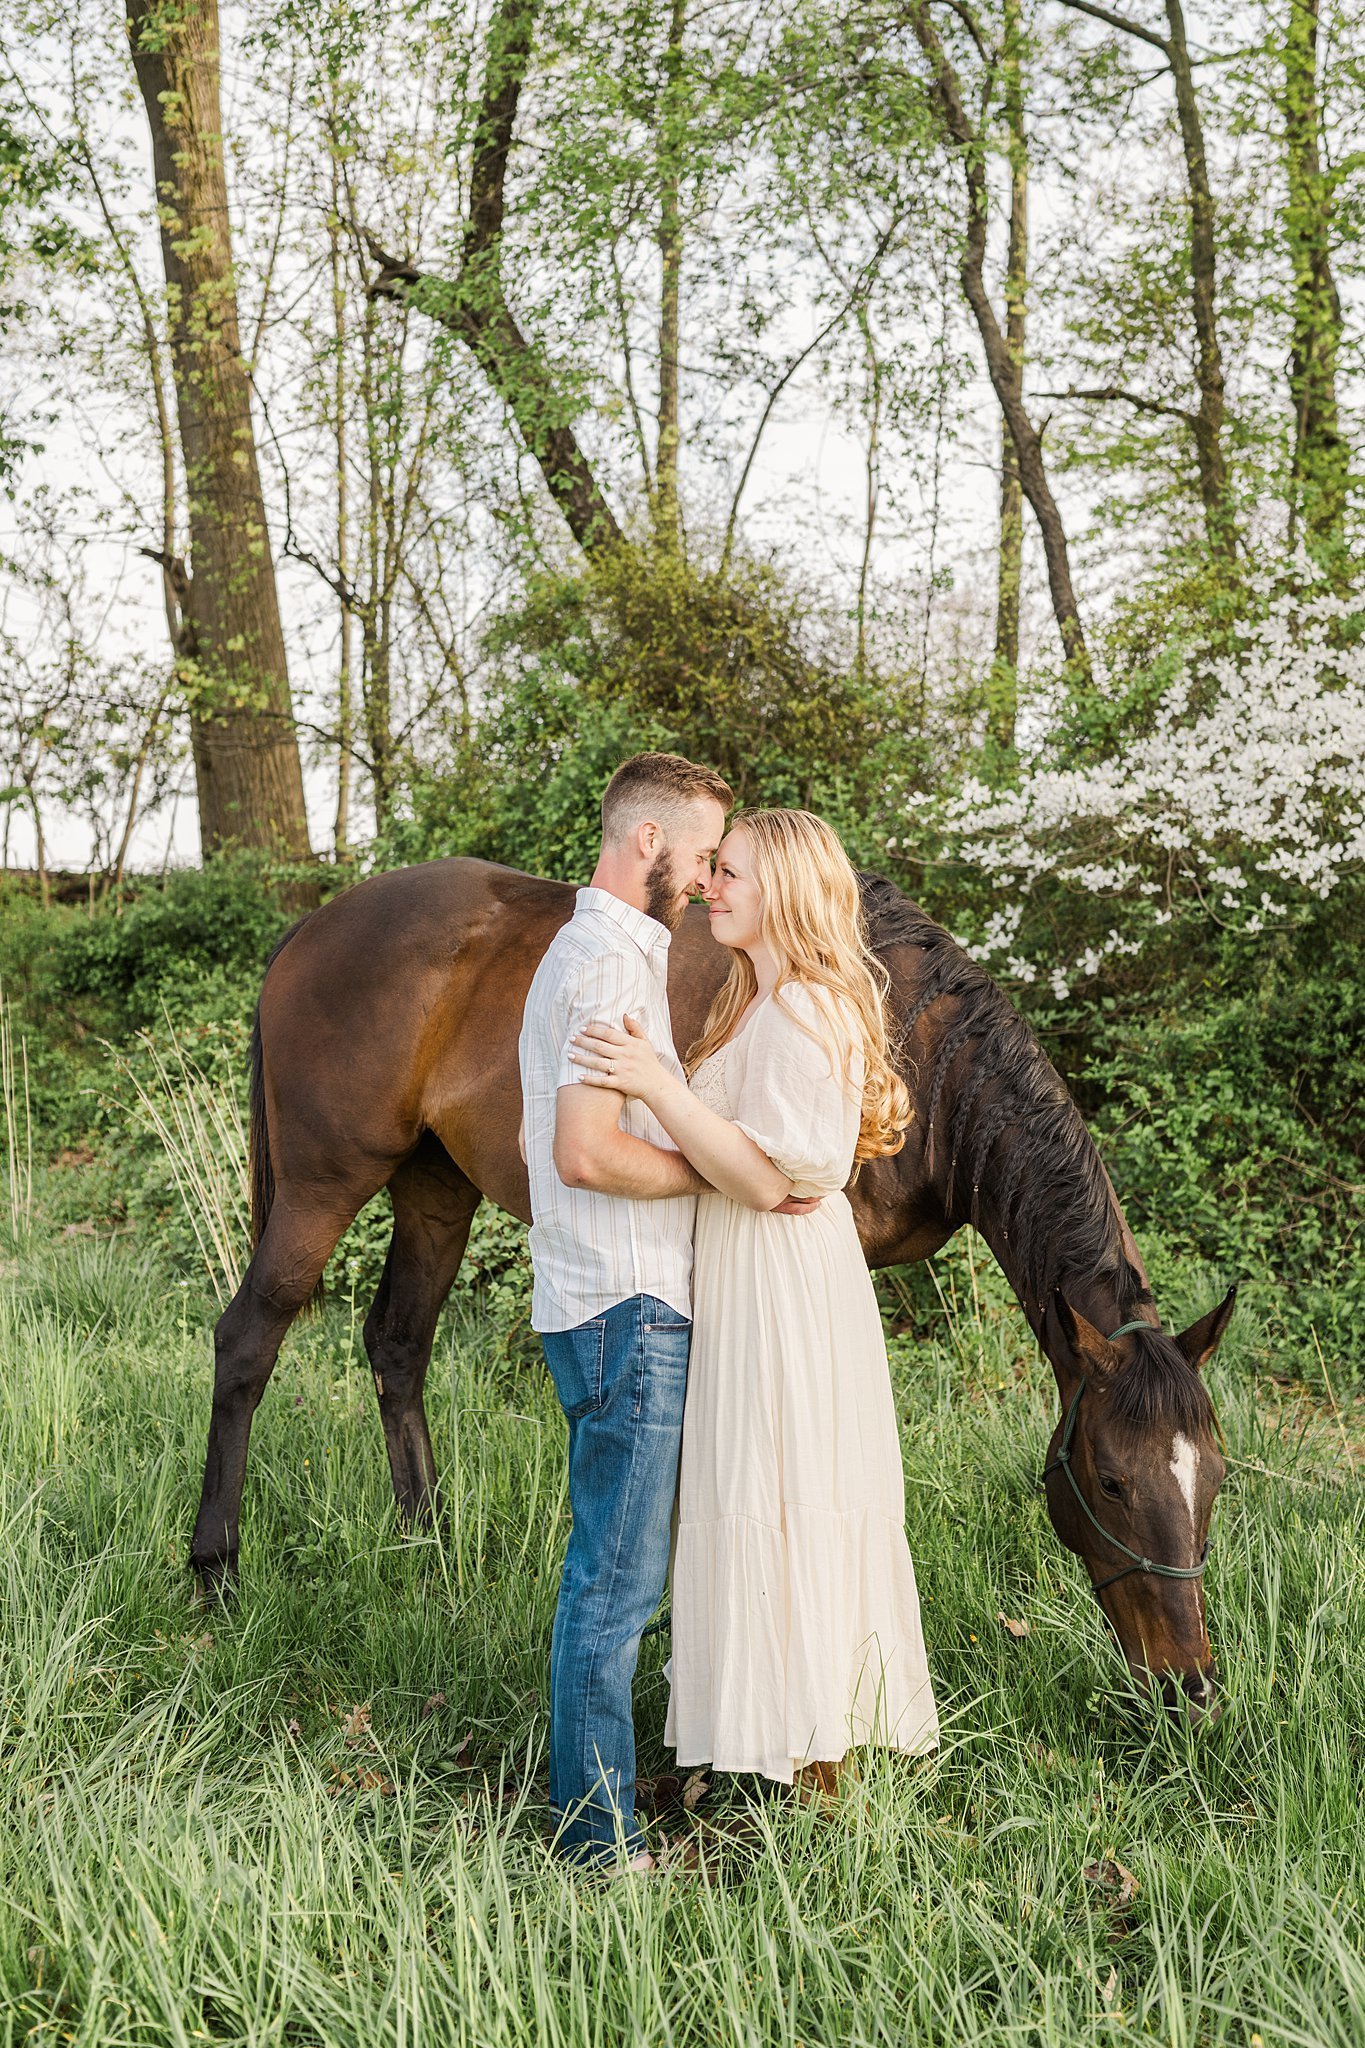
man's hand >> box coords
[569,1015,666,1107]
[772,1194,823,1216]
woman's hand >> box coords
[569,1014,669,1106]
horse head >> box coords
[1040,1287,1237,1723]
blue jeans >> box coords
[541,1294,691,1865]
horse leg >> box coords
[364,1138,481,1527]
[189,1184,367,1594]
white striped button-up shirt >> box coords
[519,887,696,1334]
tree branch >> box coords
[905,0,1091,679]
[1037,383,1197,423]
[361,0,624,557]
[1054,0,1170,55]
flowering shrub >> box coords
[911,578,1365,1000]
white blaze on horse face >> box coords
[1169,1433,1200,1535]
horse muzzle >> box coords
[1150,1662,1221,1727]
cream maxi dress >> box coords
[665,982,939,1783]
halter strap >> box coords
[1041,1376,1211,1596]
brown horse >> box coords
[193,858,1235,1720]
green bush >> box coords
[1076,896,1365,1371]
[375,542,935,882]
[44,858,295,1036]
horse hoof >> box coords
[190,1556,239,1606]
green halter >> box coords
[1041,1321,1211,1597]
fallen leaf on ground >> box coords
[1099,1966,1119,2009]
[997,1612,1029,1638]
[421,1692,447,1719]
[285,1718,302,1739]
[328,1759,395,1797]
[682,1771,712,1812]
[354,1764,395,1795]
[1083,1857,1139,1907]
[340,1702,372,1746]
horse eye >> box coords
[1098,1474,1124,1499]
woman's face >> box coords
[703,827,764,952]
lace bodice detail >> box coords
[688,1046,734,1117]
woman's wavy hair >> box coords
[686,809,911,1163]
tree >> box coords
[988,0,1028,751]
[126,0,313,858]
[1283,0,1348,555]
[1053,0,1237,561]
[364,0,623,558]
[907,0,1092,683]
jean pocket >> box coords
[543,1318,606,1421]
[634,1315,691,1425]
[641,1296,691,1335]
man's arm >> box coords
[553,1083,709,1198]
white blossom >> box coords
[922,574,1365,996]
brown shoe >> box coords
[791,1759,844,1807]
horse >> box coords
[192,857,1235,1721]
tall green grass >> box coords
[0,1230,1361,2047]
[106,1009,250,1308]
[0,985,32,1246]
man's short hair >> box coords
[601,753,733,845]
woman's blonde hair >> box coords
[686,810,911,1163]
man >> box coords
[517,752,730,1870]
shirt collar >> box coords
[574,885,673,966]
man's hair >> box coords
[600,753,733,845]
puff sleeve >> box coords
[731,984,863,1198]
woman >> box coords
[570,810,938,1790]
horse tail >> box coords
[247,914,322,1303]
[248,1006,274,1253]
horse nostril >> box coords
[1158,1668,1219,1725]
[1185,1667,1221,1725]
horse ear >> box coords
[1173,1286,1237,1372]
[1042,1289,1118,1386]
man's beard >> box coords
[644,847,688,930]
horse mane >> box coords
[858,873,1212,1435]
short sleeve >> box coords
[732,984,863,1196]
[554,949,650,1091]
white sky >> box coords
[2,0,1358,871]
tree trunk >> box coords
[28,781,49,911]
[908,0,1091,684]
[358,292,395,825]
[365,0,623,559]
[1162,0,1235,560]
[329,164,353,859]
[654,0,686,544]
[856,307,882,685]
[1284,0,1346,552]
[126,0,312,859]
[989,0,1027,752]
[1055,0,1236,558]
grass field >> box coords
[1,1225,1363,2047]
